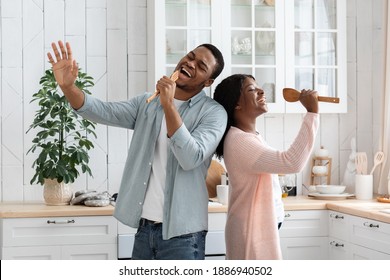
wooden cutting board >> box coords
[206,160,226,198]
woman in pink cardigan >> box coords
[213,74,319,260]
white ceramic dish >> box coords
[312,165,327,175]
[308,193,354,200]
[315,185,346,194]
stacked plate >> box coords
[309,185,354,200]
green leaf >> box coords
[26,68,97,185]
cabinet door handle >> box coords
[330,213,344,219]
[47,219,75,224]
[363,222,379,228]
[330,241,344,247]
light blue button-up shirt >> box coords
[77,91,227,239]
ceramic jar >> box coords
[312,165,328,175]
[315,146,329,158]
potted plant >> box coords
[26,68,97,205]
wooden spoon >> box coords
[355,152,368,175]
[370,151,385,175]
[146,70,180,103]
[283,88,340,103]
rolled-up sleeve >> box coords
[76,92,142,129]
[169,105,227,170]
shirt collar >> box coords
[186,90,206,107]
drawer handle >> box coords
[330,241,344,247]
[284,213,291,218]
[47,219,75,224]
[363,222,379,228]
[330,213,344,219]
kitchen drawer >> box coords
[328,237,351,260]
[351,244,390,260]
[1,245,61,260]
[328,210,350,240]
[2,244,117,260]
[280,210,328,238]
[280,237,328,260]
[349,215,390,255]
[1,216,117,247]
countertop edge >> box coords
[1,197,390,223]
[0,202,228,218]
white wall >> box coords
[0,0,386,202]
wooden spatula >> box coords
[146,70,180,103]
[283,88,340,103]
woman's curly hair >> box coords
[213,74,255,159]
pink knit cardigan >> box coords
[224,113,319,260]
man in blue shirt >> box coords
[47,40,227,260]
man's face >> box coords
[174,46,217,95]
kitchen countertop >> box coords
[0,203,116,218]
[283,195,390,223]
[0,196,389,223]
[0,201,227,218]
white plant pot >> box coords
[43,178,73,206]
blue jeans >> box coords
[131,219,207,260]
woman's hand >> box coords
[299,89,319,113]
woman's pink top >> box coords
[224,113,319,259]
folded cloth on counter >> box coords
[70,190,112,207]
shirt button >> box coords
[148,162,152,165]
[139,202,142,205]
[143,182,147,185]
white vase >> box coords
[43,178,73,206]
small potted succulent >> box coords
[27,68,97,205]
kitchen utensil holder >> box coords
[310,156,332,185]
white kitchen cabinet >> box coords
[328,211,390,260]
[279,210,328,259]
[147,0,223,98]
[349,215,390,259]
[205,212,227,259]
[328,210,351,259]
[350,244,390,260]
[147,0,347,113]
[284,0,347,113]
[0,216,117,260]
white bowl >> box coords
[315,185,346,194]
[315,148,329,158]
[312,165,327,175]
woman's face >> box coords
[237,77,268,117]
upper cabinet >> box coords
[285,0,347,113]
[147,0,347,113]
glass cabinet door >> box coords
[148,0,347,113]
[148,0,216,96]
[166,0,212,65]
[285,0,347,113]
[228,0,285,113]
